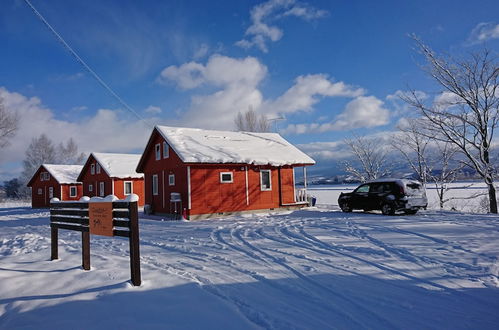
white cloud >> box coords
[144,105,162,114]
[467,22,499,44]
[193,43,210,60]
[263,74,364,115]
[433,91,461,106]
[159,61,206,89]
[0,87,153,169]
[159,55,370,130]
[236,0,327,52]
[296,141,349,160]
[159,55,267,90]
[282,96,390,134]
[386,90,427,116]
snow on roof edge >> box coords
[155,125,315,167]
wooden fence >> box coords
[50,198,141,286]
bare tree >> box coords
[0,97,18,148]
[343,135,392,182]
[392,119,431,184]
[392,118,464,208]
[403,37,499,213]
[18,134,85,197]
[57,137,86,165]
[234,108,270,132]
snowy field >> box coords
[1,188,499,329]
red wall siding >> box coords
[190,165,247,215]
[279,167,296,205]
[60,184,83,201]
[113,178,145,206]
[189,165,285,216]
[141,131,188,213]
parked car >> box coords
[338,179,427,215]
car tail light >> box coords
[399,185,405,194]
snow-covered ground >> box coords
[1,192,499,329]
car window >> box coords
[369,183,382,193]
[382,183,392,193]
[355,184,369,193]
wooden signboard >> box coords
[89,202,114,236]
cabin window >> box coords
[152,175,159,195]
[99,182,105,197]
[220,172,233,183]
[124,181,132,195]
[37,188,42,195]
[260,170,272,191]
[69,186,77,197]
[88,184,93,192]
[163,142,169,159]
[91,164,95,175]
[155,144,161,160]
[40,172,50,181]
[48,187,54,198]
[96,163,101,174]
[169,174,175,186]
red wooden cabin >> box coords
[136,126,315,219]
[77,153,145,206]
[27,164,83,208]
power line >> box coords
[23,0,152,127]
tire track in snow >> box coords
[230,224,397,329]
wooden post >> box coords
[51,226,58,260]
[128,201,141,286]
[82,231,90,270]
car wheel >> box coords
[405,209,418,215]
[381,203,395,215]
[340,203,352,213]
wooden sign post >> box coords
[49,197,141,286]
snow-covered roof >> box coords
[154,126,315,166]
[43,164,83,184]
[92,153,144,179]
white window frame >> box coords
[96,163,101,174]
[88,184,93,192]
[168,174,175,186]
[152,175,159,195]
[163,142,169,159]
[90,164,95,175]
[124,181,133,195]
[260,170,272,191]
[155,144,161,160]
[99,182,105,197]
[69,186,77,197]
[220,172,233,183]
[37,188,42,195]
[48,186,54,198]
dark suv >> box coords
[338,179,427,215]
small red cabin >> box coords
[27,164,83,208]
[77,153,145,206]
[136,126,315,219]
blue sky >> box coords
[1,0,499,180]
